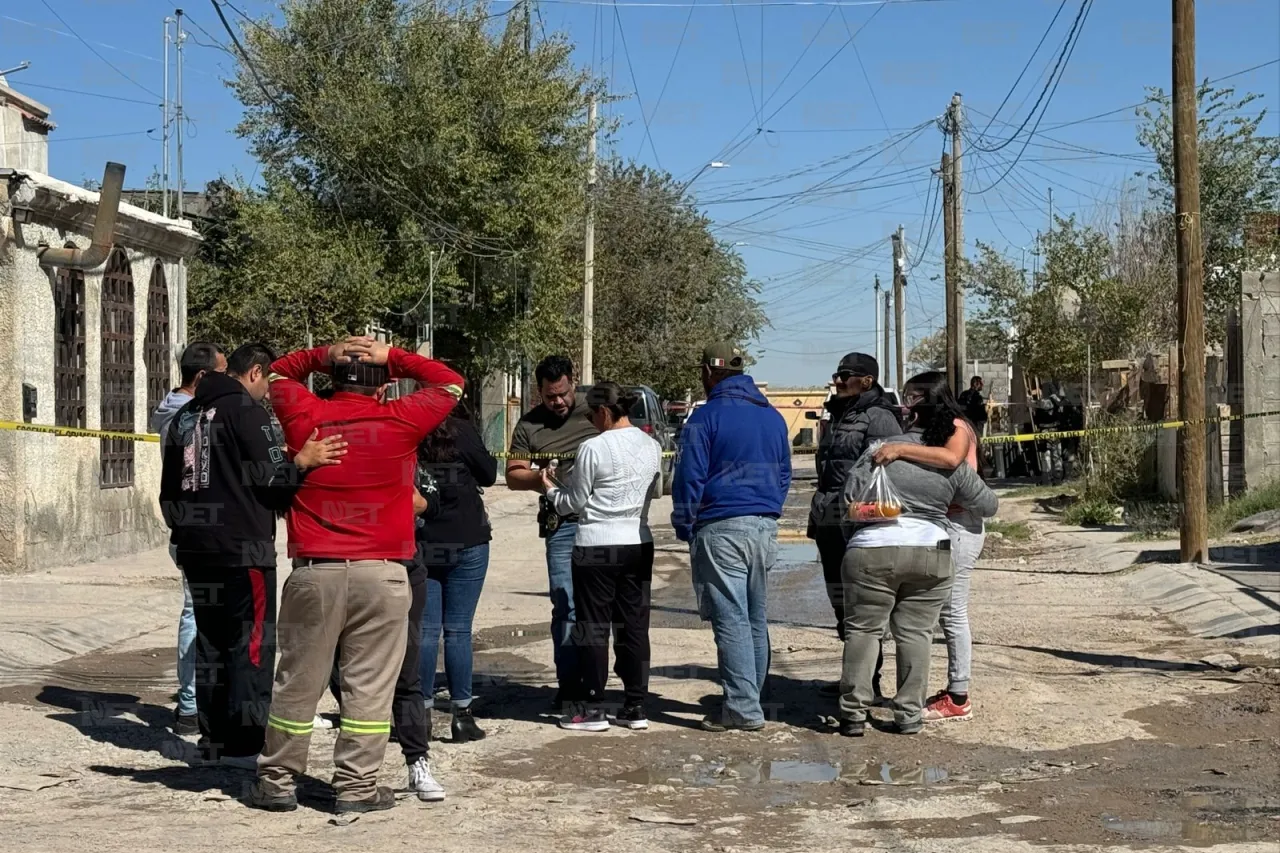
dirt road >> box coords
[1,487,1277,852]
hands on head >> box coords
[327,335,391,366]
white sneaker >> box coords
[313,714,335,730]
[408,757,446,802]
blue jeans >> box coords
[691,516,778,725]
[545,522,579,694]
[171,544,197,717]
[420,543,490,710]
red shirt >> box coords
[269,346,464,560]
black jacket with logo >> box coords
[159,372,304,568]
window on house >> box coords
[54,263,87,428]
[145,264,170,428]
[101,248,135,488]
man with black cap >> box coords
[249,336,464,815]
[807,353,901,694]
[672,343,791,732]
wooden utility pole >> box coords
[582,93,597,385]
[941,151,958,393]
[882,288,892,383]
[1173,0,1208,563]
[873,275,882,367]
[950,93,966,384]
[891,227,906,391]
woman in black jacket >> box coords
[416,403,498,743]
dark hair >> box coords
[179,341,222,385]
[904,371,969,448]
[535,354,574,387]
[226,343,276,378]
[420,416,459,463]
[970,376,983,386]
[585,381,639,422]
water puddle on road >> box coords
[613,758,947,788]
[1100,815,1260,845]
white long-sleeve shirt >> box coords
[546,426,662,547]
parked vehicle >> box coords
[577,384,675,498]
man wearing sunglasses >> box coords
[807,353,902,695]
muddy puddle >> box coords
[613,757,948,788]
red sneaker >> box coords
[922,692,973,723]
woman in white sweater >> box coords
[539,382,662,732]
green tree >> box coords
[227,0,598,374]
[907,319,1008,373]
[1136,84,1280,338]
[587,162,764,398]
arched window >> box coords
[100,248,135,488]
[144,264,170,426]
[54,262,87,428]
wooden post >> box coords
[1173,0,1209,562]
[941,152,958,394]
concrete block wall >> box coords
[1240,270,1280,491]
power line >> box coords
[2,128,156,146]
[36,0,162,99]
[965,0,1091,155]
[633,0,697,162]
[977,0,1068,138]
[14,81,159,106]
[612,0,662,170]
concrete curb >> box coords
[1127,562,1279,652]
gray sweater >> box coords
[841,432,998,533]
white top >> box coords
[546,426,662,547]
[850,516,949,549]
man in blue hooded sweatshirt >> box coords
[672,343,791,732]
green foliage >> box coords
[1079,410,1157,503]
[1209,478,1280,538]
[907,319,1007,372]
[985,519,1032,542]
[569,161,765,398]
[1062,497,1118,528]
[1136,84,1280,339]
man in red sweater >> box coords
[249,336,463,815]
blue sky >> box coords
[4,0,1278,387]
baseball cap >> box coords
[836,352,878,379]
[331,357,391,389]
[702,343,745,372]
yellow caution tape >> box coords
[8,408,1276,458]
[0,420,161,443]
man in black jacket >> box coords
[807,353,902,648]
[160,343,345,766]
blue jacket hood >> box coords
[707,373,769,406]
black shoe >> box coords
[886,720,923,736]
[700,715,765,733]
[334,787,397,815]
[817,682,842,698]
[612,705,649,730]
[244,783,298,813]
[551,690,568,714]
[173,709,198,736]
[451,708,487,742]
[838,719,865,738]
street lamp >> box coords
[681,161,729,193]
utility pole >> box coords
[1048,186,1054,232]
[581,93,597,386]
[174,8,187,349]
[882,289,892,383]
[942,151,958,393]
[175,8,185,222]
[426,250,437,358]
[1173,0,1208,563]
[950,93,966,385]
[162,16,172,218]
[891,226,906,392]
[873,275,882,367]
[519,0,534,406]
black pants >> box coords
[182,564,276,759]
[814,528,885,694]
[329,562,429,763]
[570,542,654,709]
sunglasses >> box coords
[833,371,864,382]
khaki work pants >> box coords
[258,559,411,804]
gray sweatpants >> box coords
[943,526,985,695]
[839,545,953,727]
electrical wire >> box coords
[978,0,1068,138]
[612,0,662,170]
[633,0,698,162]
[14,81,159,106]
[37,0,161,99]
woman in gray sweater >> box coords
[836,386,998,738]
